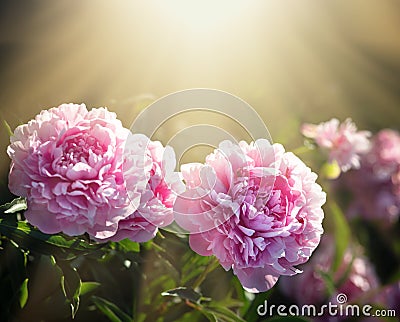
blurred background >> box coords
[1,0,400,183]
[1,1,400,321]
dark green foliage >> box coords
[1,190,399,322]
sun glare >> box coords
[152,0,251,33]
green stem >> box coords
[2,119,14,137]
[156,230,165,239]
[192,257,219,289]
[151,241,165,253]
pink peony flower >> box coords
[301,118,371,172]
[108,138,184,242]
[174,139,326,292]
[280,238,380,306]
[340,129,400,223]
[7,103,179,241]
[381,282,400,316]
[365,129,400,180]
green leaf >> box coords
[93,300,121,322]
[148,275,173,291]
[115,239,140,253]
[181,266,205,285]
[205,304,246,322]
[231,278,252,315]
[92,296,132,322]
[335,255,355,290]
[243,292,273,322]
[19,278,29,308]
[317,269,336,297]
[161,287,202,303]
[330,202,351,272]
[199,309,218,322]
[59,263,82,318]
[3,243,28,313]
[22,255,65,315]
[150,240,181,280]
[205,302,245,322]
[60,266,81,299]
[80,282,100,296]
[0,197,27,214]
[3,119,13,137]
[0,218,102,258]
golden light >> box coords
[149,0,252,34]
[1,1,400,175]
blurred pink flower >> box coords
[393,170,400,197]
[341,129,400,223]
[280,239,380,306]
[301,118,371,172]
[7,103,178,241]
[366,129,400,180]
[381,282,400,316]
[174,139,326,293]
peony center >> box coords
[58,132,104,167]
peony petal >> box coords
[66,162,97,180]
[189,233,213,256]
[234,266,279,293]
[181,163,203,189]
[24,202,62,234]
